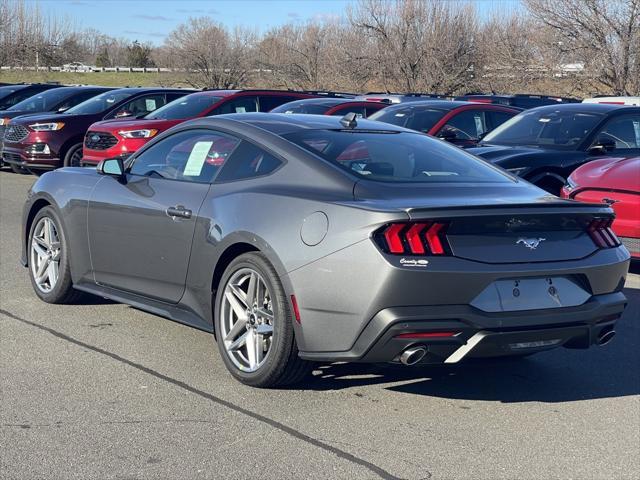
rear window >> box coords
[146,95,222,120]
[284,130,511,183]
[369,106,447,133]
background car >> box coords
[455,93,580,109]
[582,96,640,106]
[22,113,629,387]
[562,156,639,259]
[0,83,62,110]
[469,104,640,193]
[354,92,452,104]
[2,87,194,172]
[270,97,387,117]
[368,100,520,147]
[81,89,344,166]
[0,86,113,173]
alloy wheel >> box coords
[220,267,275,372]
[30,217,61,293]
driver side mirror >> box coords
[589,137,616,154]
[97,157,125,178]
[437,127,458,142]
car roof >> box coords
[376,100,491,111]
[187,112,412,135]
[106,87,195,95]
[524,103,640,114]
[278,98,375,107]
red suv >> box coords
[82,90,338,165]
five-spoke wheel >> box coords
[30,216,61,293]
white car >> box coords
[61,62,94,73]
[582,96,640,106]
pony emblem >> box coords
[517,237,546,250]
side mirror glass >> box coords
[97,157,125,178]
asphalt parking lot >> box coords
[1,170,638,480]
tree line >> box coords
[1,0,638,96]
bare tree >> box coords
[164,18,256,88]
[525,0,640,95]
[348,0,478,94]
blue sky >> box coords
[36,0,522,45]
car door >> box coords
[87,128,240,302]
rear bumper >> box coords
[298,291,627,363]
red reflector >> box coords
[384,223,405,253]
[290,295,301,324]
[395,332,457,339]
[425,223,446,255]
[405,223,427,254]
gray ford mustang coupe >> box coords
[21,113,630,387]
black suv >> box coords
[0,84,62,110]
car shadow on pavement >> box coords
[297,286,640,404]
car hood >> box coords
[468,144,584,170]
[1,110,60,120]
[570,156,640,193]
[89,118,182,132]
[9,112,98,126]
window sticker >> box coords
[235,106,247,113]
[474,115,484,136]
[145,99,157,111]
[633,120,640,146]
[183,141,213,176]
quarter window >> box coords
[129,129,240,183]
[215,141,282,182]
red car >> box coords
[270,97,387,117]
[368,100,521,147]
[561,156,640,259]
[82,90,337,165]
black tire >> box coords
[27,206,83,304]
[10,163,30,174]
[63,143,83,168]
[214,252,311,388]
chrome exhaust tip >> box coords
[597,328,616,346]
[400,346,427,366]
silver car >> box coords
[21,113,630,387]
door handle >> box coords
[166,205,192,219]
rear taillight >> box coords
[588,218,621,248]
[376,222,451,255]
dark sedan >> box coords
[22,113,629,387]
[2,87,194,172]
[469,104,640,193]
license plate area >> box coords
[471,277,591,313]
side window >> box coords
[129,129,240,183]
[259,95,301,112]
[108,94,167,119]
[215,141,282,182]
[58,90,102,111]
[330,105,366,117]
[213,96,258,114]
[365,105,385,118]
[442,110,487,140]
[596,115,640,150]
[487,110,516,130]
[166,92,187,103]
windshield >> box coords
[271,102,332,114]
[284,130,511,183]
[368,105,447,133]
[146,95,222,120]
[8,88,71,112]
[65,91,132,115]
[481,109,604,149]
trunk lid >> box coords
[354,181,614,264]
